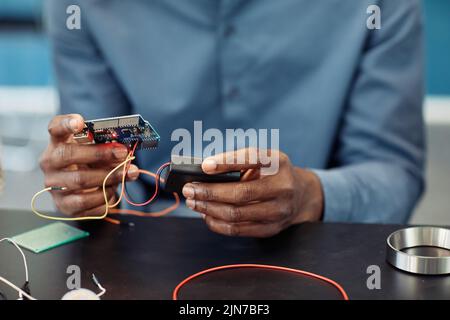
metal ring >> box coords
[386,226,450,275]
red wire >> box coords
[109,191,180,218]
[172,264,349,300]
[124,141,138,172]
[123,162,170,207]
[121,141,169,207]
[101,142,177,224]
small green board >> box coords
[11,222,89,253]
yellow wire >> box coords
[30,154,135,221]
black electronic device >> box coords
[163,155,241,194]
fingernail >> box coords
[113,146,128,159]
[185,199,195,209]
[182,184,195,199]
[69,118,80,132]
[202,158,217,172]
[127,166,139,180]
[201,214,206,219]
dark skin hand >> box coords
[40,114,140,217]
[182,148,324,238]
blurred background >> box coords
[0,0,449,224]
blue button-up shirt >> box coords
[47,0,425,223]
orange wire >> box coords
[172,264,349,300]
[123,141,165,205]
[121,140,172,208]
[123,164,170,207]
[136,169,167,183]
[108,168,179,218]
[109,192,180,218]
[106,139,178,220]
[104,217,121,225]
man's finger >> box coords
[55,186,116,216]
[204,215,283,238]
[76,203,111,217]
[48,143,129,169]
[48,114,85,143]
[76,193,118,217]
[182,178,275,204]
[186,199,289,223]
[202,148,275,174]
[45,165,139,190]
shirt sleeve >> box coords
[46,0,131,117]
[313,0,425,224]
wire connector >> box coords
[50,186,67,191]
[20,281,31,300]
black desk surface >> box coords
[0,209,449,300]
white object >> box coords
[62,288,101,300]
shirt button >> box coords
[223,25,236,37]
[227,86,240,100]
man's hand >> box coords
[182,148,324,238]
[40,114,139,217]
